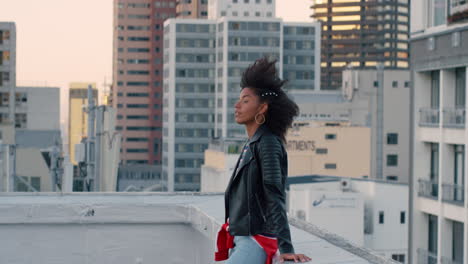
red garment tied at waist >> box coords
[214,222,279,264]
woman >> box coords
[214,57,312,264]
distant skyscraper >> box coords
[176,0,208,18]
[162,0,321,191]
[311,0,409,90]
[68,83,98,165]
[112,0,176,166]
[0,22,16,125]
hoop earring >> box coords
[255,113,266,125]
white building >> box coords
[200,137,245,192]
[15,86,60,130]
[292,69,411,183]
[288,176,408,263]
[410,1,468,264]
[163,0,321,191]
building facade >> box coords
[176,0,208,18]
[288,177,408,262]
[293,68,411,183]
[287,121,371,178]
[112,0,176,166]
[311,0,410,90]
[410,1,468,264]
[0,22,16,125]
[0,86,62,192]
[163,1,321,191]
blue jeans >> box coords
[226,236,267,264]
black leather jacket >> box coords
[224,124,294,254]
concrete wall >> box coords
[0,223,212,264]
[16,86,60,131]
[289,184,365,246]
[287,123,371,178]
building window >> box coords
[127,104,149,108]
[392,81,398,88]
[386,175,398,181]
[15,176,41,192]
[373,81,379,87]
[378,211,384,224]
[127,115,149,120]
[404,81,410,88]
[387,133,398,145]
[400,211,405,224]
[325,133,336,140]
[431,71,440,108]
[127,148,149,153]
[428,214,438,255]
[455,67,466,108]
[391,254,405,263]
[324,163,336,169]
[127,137,149,142]
[316,148,328,154]
[430,0,446,27]
[387,154,398,166]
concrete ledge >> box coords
[1,192,399,264]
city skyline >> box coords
[0,0,311,124]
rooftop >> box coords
[0,192,399,264]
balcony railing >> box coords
[443,108,465,128]
[419,108,440,127]
[417,248,438,264]
[442,183,465,206]
[418,179,439,199]
[441,256,463,264]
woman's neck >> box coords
[245,122,261,139]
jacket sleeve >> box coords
[258,135,295,254]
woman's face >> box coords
[234,87,267,125]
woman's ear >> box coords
[259,102,268,115]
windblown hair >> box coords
[240,57,299,143]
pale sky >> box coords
[0,0,312,123]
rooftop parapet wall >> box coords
[0,192,400,264]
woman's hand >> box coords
[279,253,312,263]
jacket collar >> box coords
[248,123,269,144]
[227,124,269,185]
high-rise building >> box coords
[410,1,468,264]
[0,22,16,125]
[68,83,98,165]
[176,0,208,18]
[112,0,176,166]
[162,0,321,191]
[311,0,409,90]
